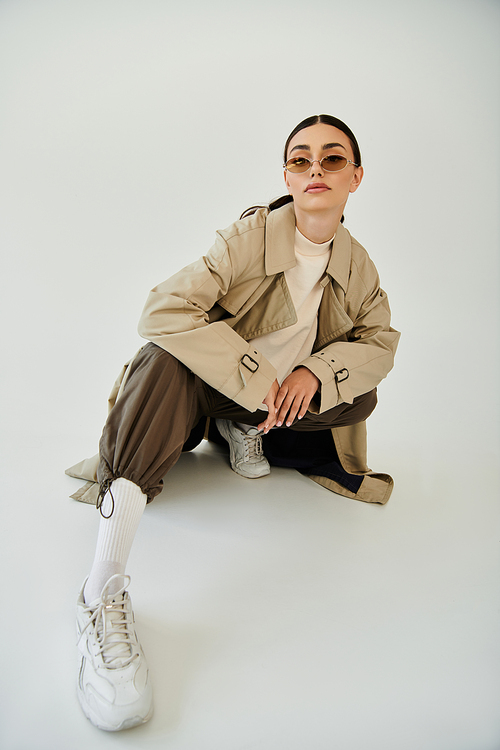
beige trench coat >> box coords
[67,203,400,505]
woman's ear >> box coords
[349,166,364,194]
[284,169,292,194]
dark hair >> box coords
[241,114,361,222]
[282,114,361,168]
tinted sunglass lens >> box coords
[322,155,347,172]
[286,158,310,173]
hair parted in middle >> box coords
[241,114,361,221]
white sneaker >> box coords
[215,419,270,479]
[76,575,153,732]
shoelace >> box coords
[79,575,139,669]
[242,430,264,462]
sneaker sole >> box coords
[77,687,153,732]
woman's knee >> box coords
[130,343,185,379]
[359,387,377,421]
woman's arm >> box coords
[298,258,400,413]
[138,231,277,412]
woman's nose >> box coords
[310,159,324,176]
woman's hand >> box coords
[275,367,320,427]
[258,379,280,434]
[257,368,320,433]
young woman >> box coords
[71,114,400,731]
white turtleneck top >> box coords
[250,227,333,385]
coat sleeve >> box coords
[299,254,400,413]
[137,232,277,412]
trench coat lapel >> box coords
[264,202,296,275]
[264,202,352,293]
[326,223,351,293]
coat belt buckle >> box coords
[335,368,349,383]
[241,353,259,373]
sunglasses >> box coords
[284,155,360,173]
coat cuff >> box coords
[221,343,277,411]
[301,352,354,412]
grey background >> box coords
[1,1,499,748]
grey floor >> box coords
[2,398,499,749]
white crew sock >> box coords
[84,477,147,604]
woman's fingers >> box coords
[257,370,319,432]
[275,368,320,427]
[276,390,304,426]
[258,379,280,433]
[257,409,276,434]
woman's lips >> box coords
[305,183,330,192]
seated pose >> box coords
[70,114,400,731]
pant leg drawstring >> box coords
[96,479,115,519]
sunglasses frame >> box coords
[283,155,360,174]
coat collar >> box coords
[264,202,351,293]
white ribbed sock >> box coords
[84,477,147,604]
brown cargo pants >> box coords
[97,343,377,502]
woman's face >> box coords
[284,122,363,217]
